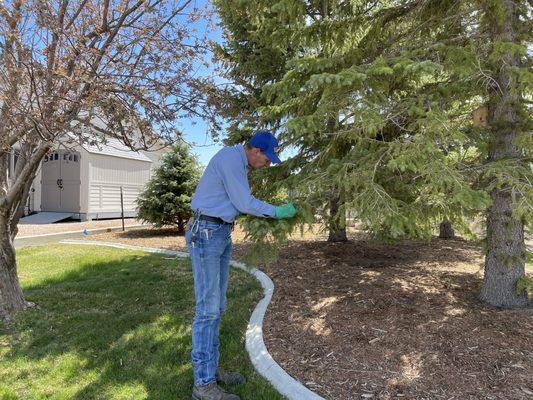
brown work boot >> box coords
[216,368,246,385]
[191,382,240,400]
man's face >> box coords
[248,147,271,169]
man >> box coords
[186,130,297,400]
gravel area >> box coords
[16,218,147,237]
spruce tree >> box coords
[213,1,531,307]
[477,0,531,308]
[212,0,359,241]
[136,143,201,234]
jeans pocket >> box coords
[200,222,224,240]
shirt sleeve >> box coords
[216,156,276,218]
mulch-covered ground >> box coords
[80,226,532,400]
[251,236,533,400]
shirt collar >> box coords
[237,144,249,170]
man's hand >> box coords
[274,202,297,219]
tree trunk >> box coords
[480,0,529,308]
[0,211,26,321]
[328,186,347,242]
[0,143,45,321]
[439,220,454,239]
[326,113,348,243]
[177,218,185,235]
[480,192,528,308]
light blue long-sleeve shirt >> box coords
[190,145,276,223]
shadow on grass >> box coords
[1,245,284,400]
[115,227,184,239]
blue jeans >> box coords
[185,218,233,387]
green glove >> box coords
[274,202,297,219]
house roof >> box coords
[56,131,152,162]
[82,137,152,162]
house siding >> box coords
[87,153,151,213]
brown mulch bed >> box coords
[82,226,532,400]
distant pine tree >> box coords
[136,143,200,234]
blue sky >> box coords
[178,0,224,167]
[180,116,223,167]
[177,0,296,167]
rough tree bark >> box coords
[326,113,348,243]
[0,139,53,320]
[479,0,529,308]
[0,211,26,321]
[0,148,44,320]
[328,186,348,242]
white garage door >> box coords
[41,150,81,212]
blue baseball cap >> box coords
[249,130,281,164]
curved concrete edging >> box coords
[59,240,324,400]
[230,259,325,400]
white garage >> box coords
[33,138,153,221]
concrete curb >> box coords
[230,260,325,400]
[59,240,324,400]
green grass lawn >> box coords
[0,244,285,400]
